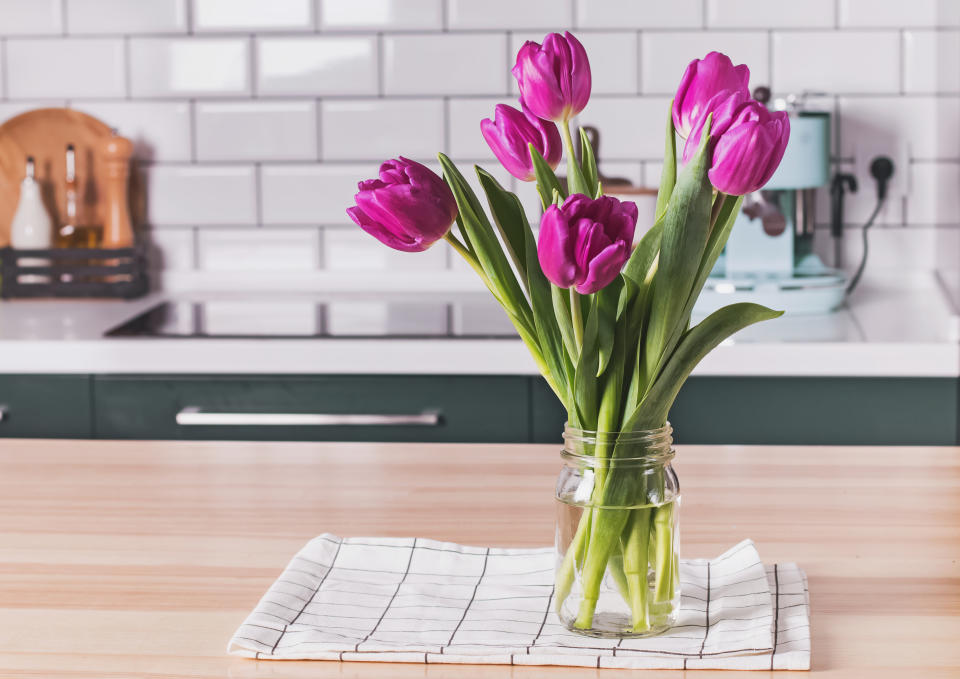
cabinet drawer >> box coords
[0,375,92,438]
[92,375,531,442]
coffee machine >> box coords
[693,92,846,315]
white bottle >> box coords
[10,156,52,283]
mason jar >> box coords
[554,424,680,637]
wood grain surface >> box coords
[0,440,957,677]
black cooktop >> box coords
[105,298,519,339]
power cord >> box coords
[845,156,895,295]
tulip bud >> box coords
[512,32,591,123]
[537,194,638,295]
[480,102,562,182]
[672,51,750,139]
[706,102,791,196]
[347,157,458,252]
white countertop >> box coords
[0,272,957,377]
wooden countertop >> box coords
[0,440,957,678]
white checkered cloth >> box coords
[228,536,810,670]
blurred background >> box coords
[0,0,957,445]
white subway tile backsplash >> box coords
[839,0,959,27]
[0,0,62,35]
[324,227,448,271]
[319,0,443,31]
[447,0,571,29]
[448,97,514,161]
[0,101,66,124]
[641,32,769,94]
[66,0,187,34]
[575,0,702,28]
[130,38,249,97]
[903,30,960,93]
[7,39,124,99]
[256,36,378,96]
[261,163,378,225]
[71,101,192,161]
[197,227,319,270]
[321,99,444,161]
[773,32,901,94]
[574,32,638,94]
[839,96,960,162]
[193,0,313,31]
[383,33,507,95]
[706,0,834,28]
[908,162,960,225]
[144,165,258,225]
[147,227,195,270]
[195,100,317,161]
[577,96,673,159]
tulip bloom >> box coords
[512,32,591,123]
[706,101,790,195]
[672,51,750,139]
[538,194,638,295]
[347,157,458,252]
[481,102,562,181]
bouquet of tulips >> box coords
[348,34,790,633]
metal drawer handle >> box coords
[0,406,6,422]
[175,407,441,427]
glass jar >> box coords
[554,424,680,637]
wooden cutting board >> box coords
[0,108,138,247]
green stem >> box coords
[574,507,630,629]
[652,502,676,605]
[570,288,583,349]
[709,191,728,230]
[561,120,589,195]
[623,508,652,631]
[555,506,592,612]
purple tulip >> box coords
[347,157,458,252]
[705,100,790,195]
[537,194,638,295]
[512,32,591,123]
[672,51,750,139]
[480,102,562,181]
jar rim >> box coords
[561,422,674,464]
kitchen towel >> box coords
[228,536,810,670]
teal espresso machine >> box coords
[694,92,845,315]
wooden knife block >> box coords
[0,108,140,248]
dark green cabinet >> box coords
[92,375,532,442]
[0,373,956,444]
[531,376,960,445]
[0,375,93,438]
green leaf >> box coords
[621,217,664,289]
[552,284,578,363]
[438,154,529,318]
[579,127,600,198]
[572,293,601,428]
[522,203,571,407]
[655,99,678,222]
[626,303,784,431]
[477,166,528,288]
[530,144,565,211]
[595,278,622,377]
[642,117,713,384]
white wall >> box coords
[0,0,955,289]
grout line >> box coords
[442,97,451,155]
[441,0,449,31]
[188,99,198,162]
[570,0,577,29]
[315,97,323,160]
[0,39,7,101]
[376,32,385,97]
[899,29,906,95]
[249,34,257,97]
[186,0,195,34]
[834,0,840,29]
[61,0,68,35]
[636,31,642,94]
[702,0,707,29]
[767,30,773,89]
[123,36,132,99]
[253,162,263,226]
